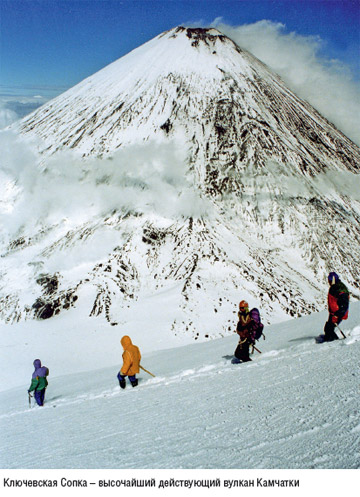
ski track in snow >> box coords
[1,309,359,469]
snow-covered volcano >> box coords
[1,27,360,337]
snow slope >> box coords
[1,302,359,470]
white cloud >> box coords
[0,94,50,129]
[0,105,19,129]
[212,19,360,145]
[0,131,211,242]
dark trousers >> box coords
[234,340,251,362]
[117,372,138,388]
[324,317,340,342]
[34,389,46,406]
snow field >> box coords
[1,303,359,470]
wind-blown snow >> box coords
[1,301,359,470]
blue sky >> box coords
[1,0,359,95]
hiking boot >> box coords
[117,375,126,389]
[130,379,138,388]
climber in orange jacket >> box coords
[117,335,141,389]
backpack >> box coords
[249,308,264,341]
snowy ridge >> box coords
[1,26,360,337]
[1,302,359,469]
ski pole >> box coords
[140,365,155,377]
[335,324,346,339]
[252,344,262,354]
[28,392,32,408]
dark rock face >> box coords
[31,274,78,320]
[36,274,59,294]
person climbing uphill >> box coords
[323,272,349,342]
[233,300,264,363]
[28,359,49,406]
[117,335,141,389]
